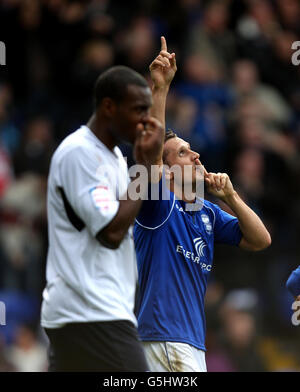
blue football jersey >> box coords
[134,177,242,351]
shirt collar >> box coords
[177,197,204,212]
[81,125,119,158]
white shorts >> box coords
[143,341,207,372]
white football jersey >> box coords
[41,126,138,328]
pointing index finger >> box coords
[161,36,167,52]
[202,166,209,177]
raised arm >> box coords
[149,36,177,166]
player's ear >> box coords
[101,97,117,117]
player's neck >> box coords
[86,114,117,151]
[170,181,196,203]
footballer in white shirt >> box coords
[41,65,164,371]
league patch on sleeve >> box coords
[89,185,118,214]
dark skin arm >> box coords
[96,198,144,249]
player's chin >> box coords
[124,130,136,145]
[183,175,193,185]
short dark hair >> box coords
[164,129,177,143]
[94,66,148,109]
[163,129,177,162]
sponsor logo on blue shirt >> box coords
[176,236,211,271]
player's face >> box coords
[112,85,152,144]
[164,137,204,185]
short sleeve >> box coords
[286,266,300,297]
[59,146,119,236]
[135,174,174,229]
[213,204,242,246]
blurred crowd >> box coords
[0,0,300,372]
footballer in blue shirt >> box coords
[134,37,272,372]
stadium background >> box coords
[0,0,300,372]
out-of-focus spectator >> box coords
[237,0,279,42]
[231,60,292,127]
[0,333,15,372]
[214,289,267,372]
[117,16,156,75]
[166,95,198,140]
[85,0,115,37]
[0,174,46,295]
[74,39,115,88]
[0,168,46,295]
[275,0,300,36]
[219,309,266,372]
[188,0,237,73]
[5,324,47,372]
[227,115,296,242]
[230,103,298,168]
[13,116,55,177]
[69,39,115,124]
[0,84,20,156]
[232,148,265,214]
[0,145,13,199]
[205,282,236,372]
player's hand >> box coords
[204,169,236,201]
[134,117,164,170]
[149,36,177,89]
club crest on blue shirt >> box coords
[201,214,212,234]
